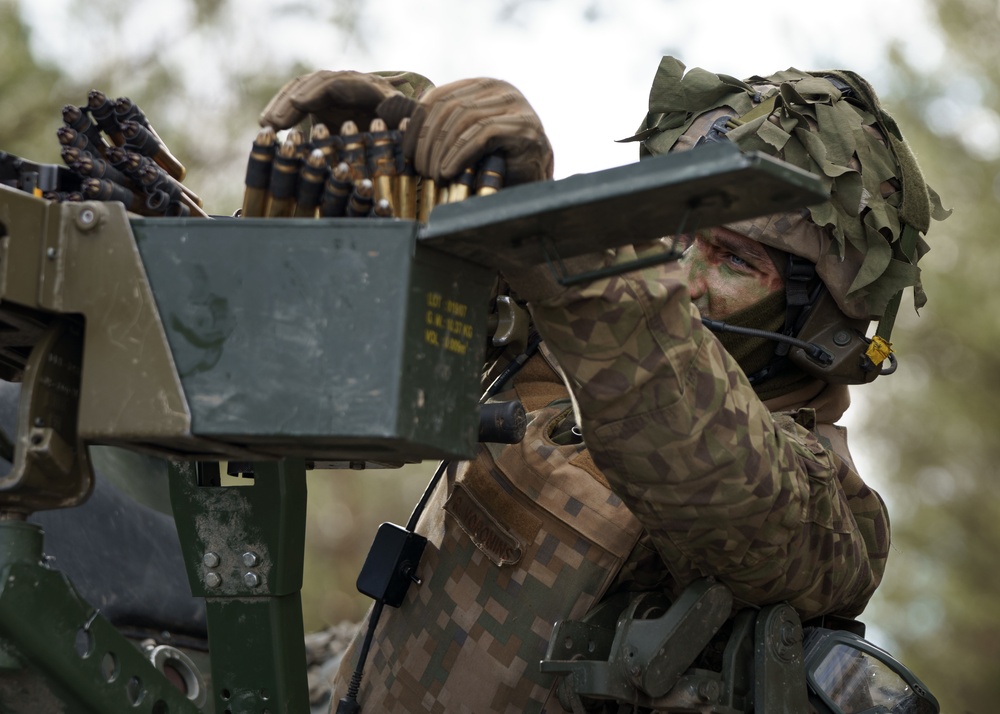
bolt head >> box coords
[244,572,261,588]
[46,247,57,259]
[697,679,720,702]
[780,621,801,646]
[205,572,222,588]
[79,208,95,225]
[833,330,852,346]
[202,552,221,568]
[242,551,259,568]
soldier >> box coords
[262,58,948,713]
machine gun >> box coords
[0,141,935,713]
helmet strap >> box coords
[776,254,820,355]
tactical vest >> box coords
[332,353,643,713]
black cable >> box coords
[405,331,541,532]
[335,600,384,714]
[700,318,833,365]
[340,332,543,712]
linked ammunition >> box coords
[346,178,374,217]
[319,162,353,218]
[62,105,108,157]
[75,151,133,188]
[98,150,158,213]
[366,118,398,215]
[87,90,125,146]
[120,119,187,181]
[396,118,417,219]
[165,200,190,217]
[117,150,149,183]
[293,149,328,218]
[138,162,182,203]
[266,138,300,218]
[373,198,393,217]
[56,126,93,153]
[145,188,172,214]
[114,96,146,126]
[115,96,170,155]
[115,96,200,202]
[124,148,206,217]
[309,123,338,167]
[447,166,477,203]
[105,145,130,173]
[285,128,308,161]
[476,154,506,196]
[417,178,437,224]
[60,146,83,169]
[145,190,202,220]
[82,177,147,215]
[338,121,368,182]
[42,191,84,203]
[241,126,277,218]
[180,194,209,217]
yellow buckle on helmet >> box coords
[865,335,894,366]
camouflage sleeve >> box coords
[510,242,883,618]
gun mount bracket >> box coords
[0,320,93,515]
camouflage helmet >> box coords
[626,57,950,383]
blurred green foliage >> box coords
[0,0,324,214]
[302,464,435,631]
[0,3,72,161]
[855,3,1000,711]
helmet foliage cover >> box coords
[628,57,950,321]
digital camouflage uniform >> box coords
[331,248,890,713]
[329,58,947,713]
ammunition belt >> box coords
[31,98,503,224]
[45,91,206,218]
[240,118,506,222]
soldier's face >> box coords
[682,227,784,320]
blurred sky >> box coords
[22,0,944,179]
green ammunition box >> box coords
[0,188,492,463]
[132,216,492,463]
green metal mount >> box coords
[0,519,201,713]
[540,578,811,712]
[168,459,309,714]
[754,602,810,713]
[541,578,734,710]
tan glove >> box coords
[402,78,554,186]
[259,70,431,131]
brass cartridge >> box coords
[241,126,277,218]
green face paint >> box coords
[681,228,784,320]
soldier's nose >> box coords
[686,265,706,301]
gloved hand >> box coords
[402,78,554,186]
[259,70,431,131]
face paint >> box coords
[681,227,784,320]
